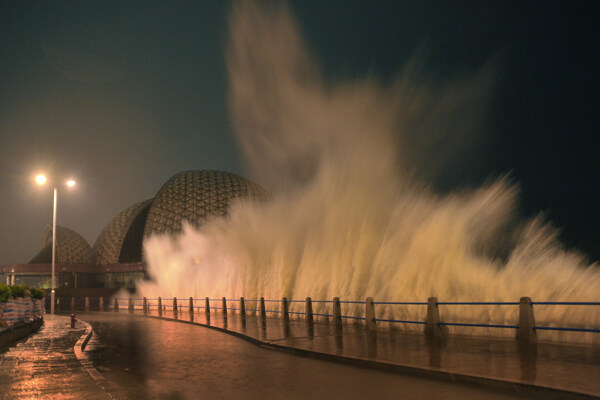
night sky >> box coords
[0,1,598,264]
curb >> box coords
[73,319,94,356]
[73,317,130,400]
[74,318,104,382]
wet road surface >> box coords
[0,315,110,399]
[81,313,537,400]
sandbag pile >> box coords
[0,284,45,329]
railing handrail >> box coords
[437,301,520,305]
[531,302,600,306]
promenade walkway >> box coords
[135,307,599,399]
[0,310,598,399]
[0,315,110,400]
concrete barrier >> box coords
[240,297,246,317]
[282,297,289,323]
[332,297,342,330]
[517,297,537,343]
[305,297,313,324]
[204,297,210,323]
[260,297,266,322]
[0,318,43,351]
[425,297,447,337]
[365,297,376,331]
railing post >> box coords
[260,297,266,321]
[173,297,178,315]
[143,297,148,315]
[305,297,314,337]
[239,297,246,317]
[128,298,134,313]
[332,297,342,329]
[282,297,290,337]
[425,297,447,337]
[114,298,119,312]
[157,297,162,317]
[205,297,211,322]
[189,297,194,314]
[222,297,227,316]
[517,297,537,343]
[85,297,90,312]
[282,297,289,322]
[305,297,313,324]
[99,297,103,312]
[71,297,75,311]
[365,297,376,330]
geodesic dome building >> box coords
[93,170,268,265]
[29,225,94,264]
[4,169,267,290]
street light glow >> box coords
[66,179,76,188]
[35,173,47,185]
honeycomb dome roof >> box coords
[86,170,268,265]
[29,225,94,264]
[144,170,268,237]
[93,199,153,265]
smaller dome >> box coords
[29,225,94,264]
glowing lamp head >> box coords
[35,174,47,186]
[66,179,76,188]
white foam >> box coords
[138,1,599,344]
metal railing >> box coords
[52,295,600,342]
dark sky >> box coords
[0,1,598,263]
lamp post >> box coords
[35,173,76,315]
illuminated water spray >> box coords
[138,1,599,343]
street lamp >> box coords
[35,173,76,315]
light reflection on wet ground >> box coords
[82,313,537,400]
[0,315,111,399]
[133,307,600,397]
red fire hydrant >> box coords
[71,313,77,328]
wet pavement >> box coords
[1,311,598,399]
[81,312,534,400]
[129,307,600,399]
[0,315,110,399]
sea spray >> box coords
[137,1,599,343]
